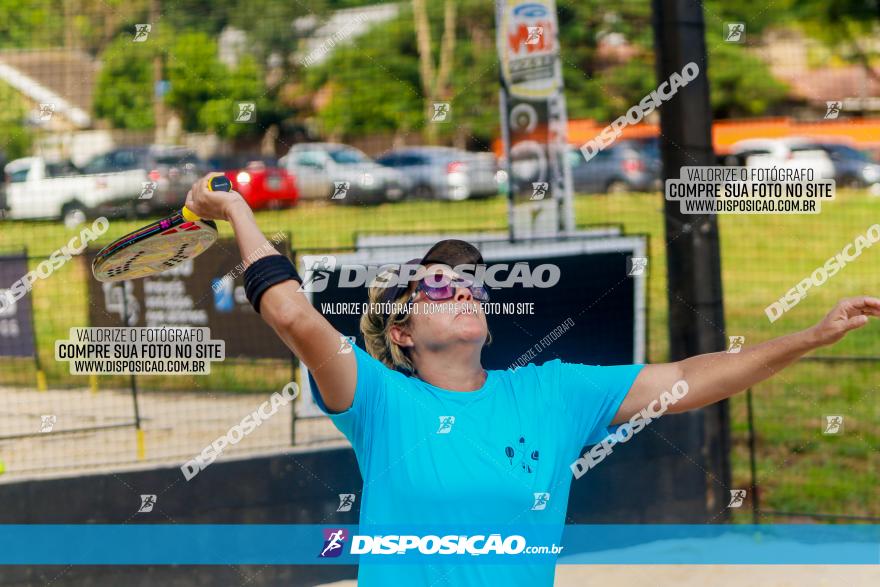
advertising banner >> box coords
[0,254,36,358]
[496,0,575,232]
[86,238,292,360]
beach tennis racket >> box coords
[92,176,232,282]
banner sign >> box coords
[496,0,575,232]
[0,254,36,358]
[86,238,292,360]
[0,524,877,565]
[297,235,647,417]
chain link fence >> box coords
[0,0,877,523]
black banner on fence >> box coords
[85,238,292,359]
[0,254,36,358]
[298,235,647,416]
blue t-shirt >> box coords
[310,344,643,586]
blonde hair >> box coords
[359,269,492,374]
[360,275,416,374]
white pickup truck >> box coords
[3,147,204,226]
[3,155,148,226]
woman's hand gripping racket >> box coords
[92,175,233,282]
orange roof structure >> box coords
[493,117,880,155]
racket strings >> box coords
[92,217,218,283]
[106,249,148,278]
[162,243,191,268]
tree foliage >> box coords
[15,0,874,143]
[0,82,33,160]
[93,30,270,138]
[302,0,792,140]
[93,35,155,130]
[708,43,790,118]
[0,1,65,49]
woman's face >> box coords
[393,265,489,355]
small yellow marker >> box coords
[89,374,98,393]
[136,429,146,460]
[36,370,47,392]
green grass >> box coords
[728,362,878,519]
[1,190,878,516]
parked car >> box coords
[279,143,409,204]
[90,146,207,216]
[375,146,500,201]
[813,143,880,188]
[567,139,662,194]
[210,156,299,210]
[4,156,107,226]
[506,139,660,196]
[728,138,836,180]
[3,146,206,226]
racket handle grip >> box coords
[182,176,233,222]
[208,176,233,192]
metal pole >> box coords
[122,284,141,431]
[652,0,730,518]
[23,248,47,391]
[745,388,760,524]
[286,233,298,446]
[151,0,165,144]
[290,354,297,446]
[499,85,516,243]
[552,94,576,234]
[122,284,146,460]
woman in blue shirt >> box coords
[185,175,879,586]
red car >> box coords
[222,160,299,210]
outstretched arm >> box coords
[186,174,357,413]
[611,296,880,425]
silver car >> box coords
[279,143,409,204]
[376,146,500,201]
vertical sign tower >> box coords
[496,0,575,237]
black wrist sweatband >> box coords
[244,255,302,314]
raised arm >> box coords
[186,174,356,412]
[611,296,880,425]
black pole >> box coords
[122,283,141,431]
[23,248,46,391]
[652,0,730,518]
[746,388,760,524]
[290,353,297,446]
[287,233,297,446]
[499,84,516,243]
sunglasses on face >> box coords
[406,274,490,304]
